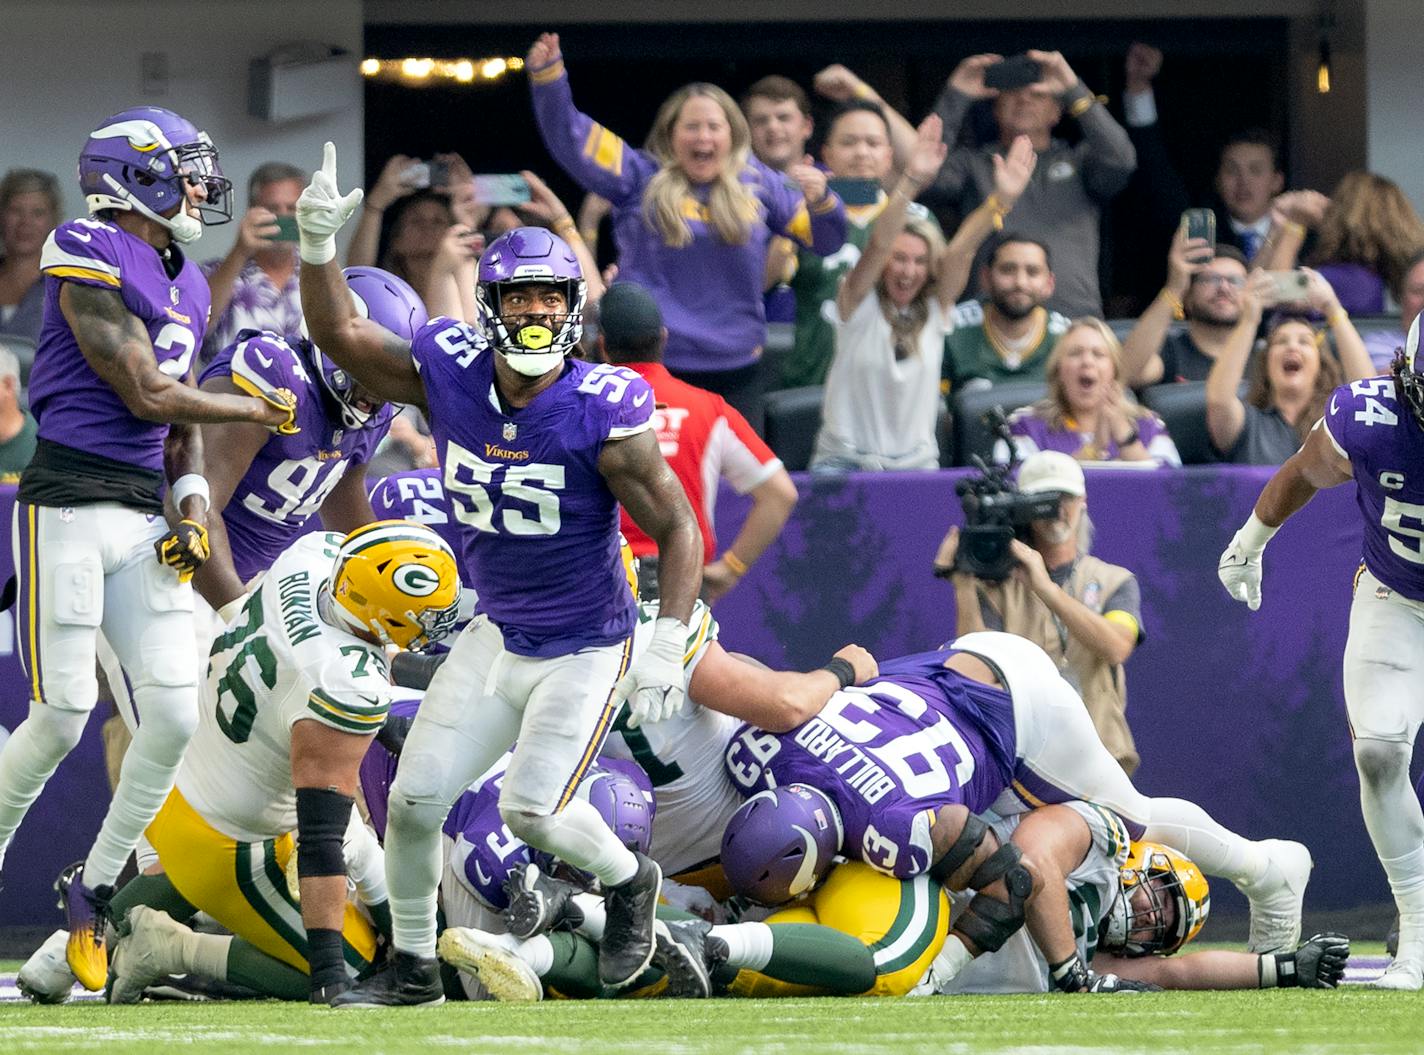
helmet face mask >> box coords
[1101,841,1210,957]
[329,521,462,651]
[79,108,233,244]
[475,227,586,376]
[1394,315,1424,431]
[720,784,844,906]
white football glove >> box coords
[1217,513,1279,612]
[614,617,689,728]
[296,141,364,265]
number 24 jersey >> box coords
[409,317,653,657]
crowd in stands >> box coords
[4,36,1423,491]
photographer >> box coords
[935,450,1144,774]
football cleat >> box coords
[502,863,585,940]
[108,906,191,1005]
[599,852,662,989]
[1240,840,1312,953]
[437,927,543,1002]
[16,929,76,1004]
[56,862,114,991]
[652,919,726,998]
[1374,956,1424,991]
[331,950,445,1007]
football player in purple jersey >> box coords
[190,266,428,621]
[718,630,1313,985]
[1220,314,1424,989]
[0,107,295,990]
[295,144,702,1005]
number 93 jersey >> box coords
[409,317,653,657]
[724,652,1019,880]
[176,532,396,844]
[1322,376,1424,600]
[30,218,211,472]
[201,331,394,582]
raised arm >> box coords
[516,169,606,303]
[1029,49,1137,201]
[936,134,1036,310]
[296,143,428,410]
[60,284,289,429]
[1121,224,1209,387]
[838,113,946,319]
[345,154,417,268]
[1204,274,1269,454]
[1303,267,1373,382]
[1255,190,1329,273]
[928,55,1002,205]
[526,33,653,204]
[767,157,846,258]
[813,64,918,178]
[687,640,876,732]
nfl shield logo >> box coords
[502,422,517,441]
[169,287,180,305]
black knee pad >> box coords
[953,843,1034,954]
[929,812,990,887]
[295,787,352,878]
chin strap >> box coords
[94,174,203,243]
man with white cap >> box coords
[935,449,1144,774]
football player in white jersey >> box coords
[87,523,461,1004]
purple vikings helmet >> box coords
[721,785,844,906]
[475,227,586,377]
[310,267,429,428]
[533,759,655,882]
[78,107,231,244]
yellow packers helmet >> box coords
[330,520,461,651]
[618,532,639,600]
[1100,841,1210,957]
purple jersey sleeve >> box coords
[576,363,656,441]
[217,329,313,413]
[41,220,125,291]
[1323,376,1424,599]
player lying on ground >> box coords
[19,525,461,1005]
[718,629,1313,978]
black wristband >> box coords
[1266,951,1299,988]
[821,656,856,689]
[1049,953,1091,992]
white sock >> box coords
[505,798,639,888]
[516,933,555,976]
[1143,797,1266,886]
[712,922,773,971]
[1381,846,1424,914]
[928,936,974,986]
[184,930,232,980]
[571,892,606,941]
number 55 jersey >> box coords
[408,316,653,657]
[177,532,396,843]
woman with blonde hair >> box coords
[1002,318,1181,466]
[813,119,1034,471]
[0,168,62,348]
[1206,268,1372,464]
[528,32,845,422]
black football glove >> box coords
[1279,932,1350,989]
[1087,972,1163,993]
[1051,954,1163,993]
[154,518,210,583]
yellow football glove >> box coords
[257,385,301,436]
[154,519,210,583]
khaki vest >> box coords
[979,555,1139,775]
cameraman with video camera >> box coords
[934,449,1145,774]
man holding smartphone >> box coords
[927,50,1136,319]
[200,162,307,363]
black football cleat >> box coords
[599,852,662,989]
[652,919,727,998]
[502,863,585,939]
[330,950,444,1007]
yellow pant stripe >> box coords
[554,634,633,812]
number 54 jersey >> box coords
[724,651,1019,880]
[1322,376,1424,600]
[177,532,396,844]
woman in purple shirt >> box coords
[527,32,846,423]
[1001,318,1181,467]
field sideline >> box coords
[1,947,1421,1055]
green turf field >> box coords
[2,988,1424,1055]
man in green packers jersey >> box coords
[779,100,938,390]
[942,233,1070,393]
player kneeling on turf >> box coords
[83,523,460,1004]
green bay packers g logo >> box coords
[392,562,440,597]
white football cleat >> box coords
[17,929,76,1004]
[1241,839,1313,953]
[1374,957,1424,991]
[437,927,542,1002]
[108,906,191,1004]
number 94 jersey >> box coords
[409,317,653,657]
[201,331,394,582]
[176,532,395,844]
[724,652,1019,880]
[1322,376,1424,600]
